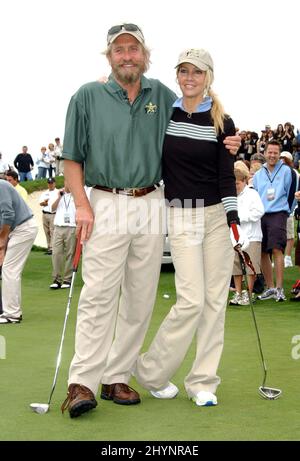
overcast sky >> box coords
[1,0,299,168]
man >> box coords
[49,181,76,289]
[0,153,10,180]
[253,140,295,302]
[39,178,57,255]
[13,146,34,181]
[60,23,241,418]
[0,180,38,324]
[54,137,64,176]
[6,170,28,203]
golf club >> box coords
[231,224,282,400]
[30,233,82,414]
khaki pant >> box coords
[52,226,76,283]
[135,203,234,398]
[68,187,165,395]
[56,158,64,176]
[2,218,38,317]
[42,213,55,251]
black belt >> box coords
[42,211,55,214]
[93,183,160,197]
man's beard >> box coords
[112,61,146,85]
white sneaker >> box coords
[284,256,293,268]
[229,292,242,305]
[192,391,218,406]
[61,281,71,289]
[150,382,179,399]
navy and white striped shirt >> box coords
[162,108,238,221]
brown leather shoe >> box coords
[61,383,97,418]
[101,383,141,405]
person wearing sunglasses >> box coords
[60,23,241,418]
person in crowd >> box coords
[0,153,10,180]
[274,123,284,146]
[265,125,274,142]
[237,130,247,160]
[229,168,264,305]
[13,146,34,181]
[290,195,300,301]
[250,153,265,167]
[281,122,295,153]
[49,181,76,289]
[279,151,299,268]
[248,162,263,187]
[134,48,246,408]
[257,131,268,154]
[244,131,259,161]
[54,137,64,176]
[0,179,38,324]
[5,170,28,203]
[37,147,50,179]
[253,140,295,302]
[47,143,56,178]
[39,178,57,255]
[59,24,241,418]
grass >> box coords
[20,176,65,193]
[0,252,300,441]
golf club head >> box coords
[259,386,282,400]
[30,403,50,414]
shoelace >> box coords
[114,383,137,393]
[61,384,93,413]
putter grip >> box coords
[231,223,239,242]
[73,234,82,271]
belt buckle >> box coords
[119,188,134,196]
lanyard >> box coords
[63,194,71,211]
[264,163,283,185]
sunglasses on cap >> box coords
[107,23,144,41]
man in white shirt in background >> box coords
[39,178,57,255]
[49,180,76,289]
[54,137,64,176]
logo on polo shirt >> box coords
[145,102,158,114]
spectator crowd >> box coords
[1,120,300,324]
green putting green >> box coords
[0,252,299,441]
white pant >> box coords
[135,203,234,397]
[2,218,38,317]
[68,187,165,395]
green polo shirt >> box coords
[62,76,176,188]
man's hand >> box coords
[224,134,241,155]
[76,204,94,243]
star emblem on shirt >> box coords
[145,102,158,114]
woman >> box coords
[134,49,244,407]
[36,146,50,179]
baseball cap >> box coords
[175,48,214,72]
[47,178,55,184]
[107,23,145,46]
[280,151,293,162]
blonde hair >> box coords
[205,69,227,134]
[234,160,250,180]
[234,168,249,182]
